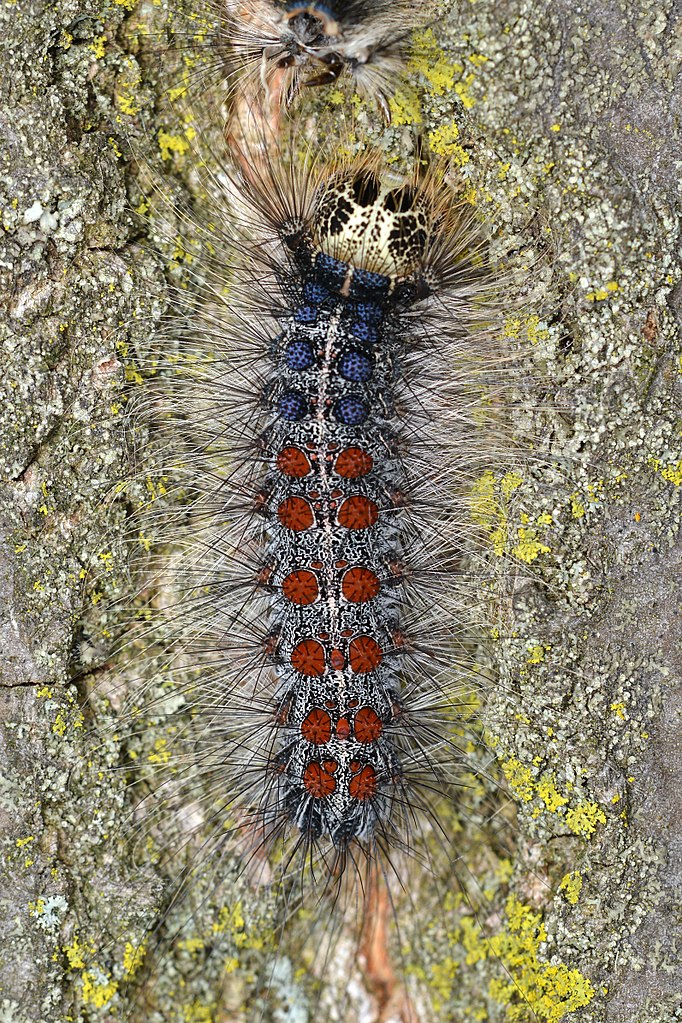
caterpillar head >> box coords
[312,170,430,279]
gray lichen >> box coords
[0,1,680,1022]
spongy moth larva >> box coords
[75,136,528,1022]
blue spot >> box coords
[354,301,384,326]
[334,394,368,425]
[304,280,330,305]
[338,350,373,383]
[278,390,308,421]
[349,321,379,344]
[349,268,391,299]
[315,252,349,292]
[294,305,317,324]
[285,339,315,371]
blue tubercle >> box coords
[278,390,308,421]
[334,394,368,426]
[286,339,315,371]
[338,350,373,383]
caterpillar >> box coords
[70,132,527,1022]
[163,143,506,861]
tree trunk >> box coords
[1,1,680,1022]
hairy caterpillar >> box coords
[69,131,533,1022]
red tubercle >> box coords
[303,761,336,798]
[335,447,373,479]
[278,496,314,531]
[342,566,380,603]
[282,569,319,605]
[291,639,325,677]
[354,707,383,743]
[301,708,332,744]
[349,635,383,673]
[277,446,311,478]
[349,765,377,801]
[337,495,379,530]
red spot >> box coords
[354,707,383,743]
[349,635,383,673]
[335,447,373,479]
[311,560,323,570]
[301,708,332,744]
[335,559,348,568]
[329,648,345,670]
[341,628,353,638]
[336,717,351,739]
[337,495,379,530]
[263,629,281,657]
[348,697,359,709]
[330,488,343,499]
[303,761,336,798]
[391,629,411,651]
[349,765,377,801]
[323,759,338,774]
[342,567,380,603]
[275,697,291,725]
[278,496,314,531]
[257,563,275,586]
[291,639,325,676]
[277,446,311,478]
[318,631,330,640]
[282,570,318,605]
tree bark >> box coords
[0,1,680,1022]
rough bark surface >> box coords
[0,1,680,1022]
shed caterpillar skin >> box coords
[163,0,421,135]
[222,0,418,122]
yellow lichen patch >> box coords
[502,757,535,802]
[428,121,470,166]
[158,127,196,161]
[485,896,595,1020]
[148,738,171,764]
[610,701,626,721]
[63,933,93,970]
[90,35,106,59]
[648,456,682,486]
[409,29,459,96]
[81,970,118,1008]
[586,280,619,302]
[512,527,550,563]
[565,802,606,838]
[388,85,422,126]
[526,315,550,345]
[123,940,147,976]
[559,871,583,906]
[537,775,569,814]
[570,493,585,518]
